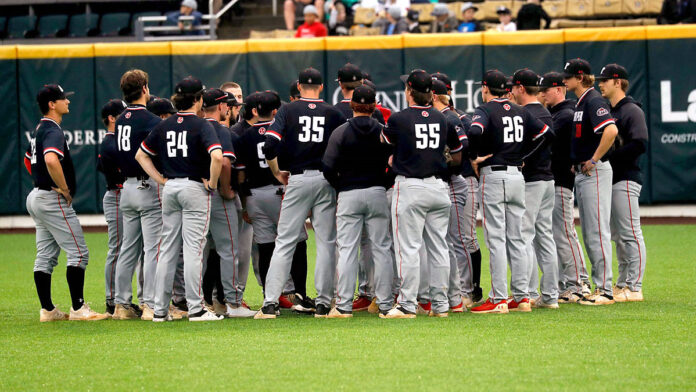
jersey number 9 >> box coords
[166,131,188,157]
[298,116,325,143]
[502,116,524,143]
[415,123,440,149]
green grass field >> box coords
[1,225,695,391]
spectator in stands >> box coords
[326,0,358,35]
[430,3,459,33]
[659,0,696,24]
[295,5,328,37]
[374,7,409,35]
[516,0,551,30]
[457,2,483,32]
[406,9,421,33]
[496,6,517,32]
[360,0,410,17]
[166,0,204,35]
[285,0,325,30]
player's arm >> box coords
[583,99,618,174]
[137,130,167,185]
[446,119,465,166]
[45,153,71,205]
[380,115,398,145]
[521,111,555,163]
[263,106,289,184]
[218,129,236,200]
[612,107,648,163]
[202,123,223,190]
[467,108,492,176]
[23,146,32,175]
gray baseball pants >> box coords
[357,228,374,298]
[575,161,613,295]
[208,192,240,305]
[523,180,559,304]
[154,179,212,316]
[103,189,121,305]
[462,176,481,254]
[479,166,528,302]
[386,187,400,296]
[263,170,336,307]
[236,194,263,289]
[447,174,471,301]
[27,189,89,273]
[553,186,589,292]
[392,176,451,314]
[611,180,646,291]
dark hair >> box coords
[171,91,202,111]
[408,88,432,106]
[241,105,253,121]
[256,106,275,119]
[120,69,149,103]
[521,85,540,95]
[340,80,362,91]
[39,101,50,115]
[488,86,508,97]
[350,101,376,115]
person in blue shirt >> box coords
[457,2,483,32]
[166,0,204,36]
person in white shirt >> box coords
[496,6,517,32]
[361,0,410,17]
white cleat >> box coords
[40,307,69,322]
[69,303,109,321]
[189,309,224,321]
[226,304,257,318]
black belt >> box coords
[289,168,322,175]
[490,165,519,172]
[38,186,52,191]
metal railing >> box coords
[134,0,239,41]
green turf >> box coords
[1,225,695,391]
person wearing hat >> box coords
[373,6,409,35]
[136,76,225,322]
[597,64,648,303]
[289,80,302,101]
[295,4,328,38]
[538,72,590,303]
[255,68,346,319]
[467,70,554,314]
[510,68,559,309]
[166,0,204,35]
[322,85,394,318]
[285,0,325,31]
[147,97,177,120]
[516,0,551,31]
[457,2,482,33]
[430,3,459,33]
[496,6,516,32]
[335,63,385,124]
[380,69,465,318]
[406,9,421,33]
[26,84,108,322]
[562,58,619,306]
[220,82,245,126]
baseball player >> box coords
[510,68,559,309]
[137,76,224,322]
[597,64,648,302]
[220,82,245,126]
[362,79,392,123]
[563,59,619,306]
[322,84,394,318]
[380,69,465,318]
[147,97,177,119]
[255,68,346,319]
[335,63,385,124]
[112,69,163,321]
[468,70,554,314]
[289,80,301,101]
[538,72,591,303]
[235,91,314,313]
[26,84,107,321]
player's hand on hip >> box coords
[471,154,492,177]
[275,171,290,185]
[203,178,217,192]
[52,187,72,206]
[581,160,595,176]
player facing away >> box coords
[381,69,465,319]
[322,85,394,318]
[255,68,346,319]
[26,84,107,322]
[137,77,224,322]
[468,70,554,314]
[562,59,619,306]
[597,64,648,302]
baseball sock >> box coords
[65,266,85,310]
[257,242,275,290]
[471,250,482,289]
[202,251,221,305]
[34,271,54,311]
[290,240,308,298]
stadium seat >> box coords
[349,26,381,36]
[131,12,161,29]
[99,12,131,36]
[585,19,615,27]
[550,18,587,28]
[594,0,622,17]
[68,13,99,37]
[623,0,647,16]
[37,15,69,38]
[410,3,435,23]
[542,0,568,18]
[353,7,377,25]
[447,2,462,20]
[273,29,295,38]
[249,30,274,39]
[614,18,644,26]
[477,1,512,21]
[645,0,663,14]
[7,15,37,39]
[566,0,594,18]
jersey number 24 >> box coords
[298,116,325,143]
[166,131,188,157]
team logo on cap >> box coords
[600,67,606,74]
[539,77,544,85]
[422,111,429,117]
[597,107,609,116]
[258,127,266,135]
[125,112,131,119]
[503,104,511,111]
[177,117,184,124]
[308,103,316,109]
[565,62,570,70]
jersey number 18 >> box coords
[117,125,131,151]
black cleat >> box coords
[472,287,483,303]
[172,300,188,312]
[130,303,143,317]
[105,302,115,316]
[292,293,317,314]
[314,303,330,318]
[254,304,278,319]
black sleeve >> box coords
[541,7,551,29]
[321,123,345,189]
[372,109,385,125]
[613,105,648,163]
[263,104,287,160]
[521,110,555,162]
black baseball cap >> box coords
[362,79,377,90]
[352,85,376,105]
[563,58,591,78]
[512,68,539,87]
[101,99,127,120]
[539,72,565,90]
[505,76,513,92]
[246,91,281,114]
[298,68,323,85]
[175,76,205,94]
[496,6,511,14]
[147,97,177,116]
[202,88,230,108]
[37,84,74,106]
[407,9,420,21]
[596,63,629,81]
[362,71,372,81]
[477,69,507,90]
[337,63,363,83]
[431,72,452,90]
[227,95,244,107]
[290,80,301,98]
[400,69,432,93]
[432,79,449,95]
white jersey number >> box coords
[166,131,188,157]
[415,123,440,149]
[298,116,325,143]
[257,142,269,168]
[502,116,524,143]
[117,125,131,151]
[30,138,37,164]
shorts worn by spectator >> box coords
[659,0,696,24]
[166,0,204,36]
[516,0,551,30]
[285,0,325,30]
[373,7,408,35]
[496,6,516,32]
[456,2,483,32]
[430,3,460,33]
[295,5,328,38]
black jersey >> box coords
[456,111,477,178]
[27,118,77,196]
[97,132,125,190]
[114,105,161,178]
[205,118,236,162]
[263,98,346,174]
[335,99,386,124]
[549,99,576,190]
[230,119,253,138]
[440,107,468,178]
[382,105,464,179]
[521,102,554,182]
[468,98,552,169]
[570,87,616,164]
[609,96,648,185]
[235,120,281,189]
[140,112,221,180]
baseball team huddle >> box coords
[26,57,648,322]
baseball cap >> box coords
[147,97,177,116]
[37,84,74,107]
[181,0,197,10]
[289,80,301,98]
[175,76,205,95]
[538,72,565,90]
[400,69,432,94]
[303,4,319,15]
[563,58,592,78]
[226,95,244,107]
[362,71,372,81]
[431,72,452,90]
[512,68,539,87]
[298,68,323,85]
[477,69,507,90]
[461,2,479,12]
[388,7,402,19]
[497,6,511,14]
[505,76,513,92]
[432,79,449,95]
[407,9,420,21]
[202,88,230,108]
[351,85,376,105]
[246,91,281,114]
[101,99,127,120]
[432,3,450,16]
[362,79,377,90]
[337,63,362,83]
[596,63,629,81]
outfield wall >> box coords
[1,25,695,214]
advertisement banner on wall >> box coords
[0,47,20,214]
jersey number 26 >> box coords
[502,116,524,143]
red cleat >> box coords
[352,296,372,312]
[507,298,532,312]
[471,298,509,314]
[450,301,465,313]
[278,295,294,309]
[416,302,431,315]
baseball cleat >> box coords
[381,306,416,319]
[254,304,277,319]
[105,302,115,319]
[472,287,483,304]
[625,288,644,302]
[278,295,294,309]
[416,302,431,315]
[507,298,532,312]
[613,286,629,303]
[558,289,583,303]
[169,304,187,320]
[291,293,316,314]
[450,301,465,313]
[428,310,449,318]
[226,303,257,318]
[152,313,172,322]
[532,298,559,309]
[69,303,109,321]
[140,304,155,321]
[461,296,474,309]
[367,298,380,314]
[352,296,372,312]
[212,300,227,316]
[582,282,592,295]
[578,291,615,306]
[39,307,69,322]
[189,309,224,321]
[112,304,138,320]
[172,300,188,312]
[327,307,353,318]
[314,304,331,318]
[471,299,509,314]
